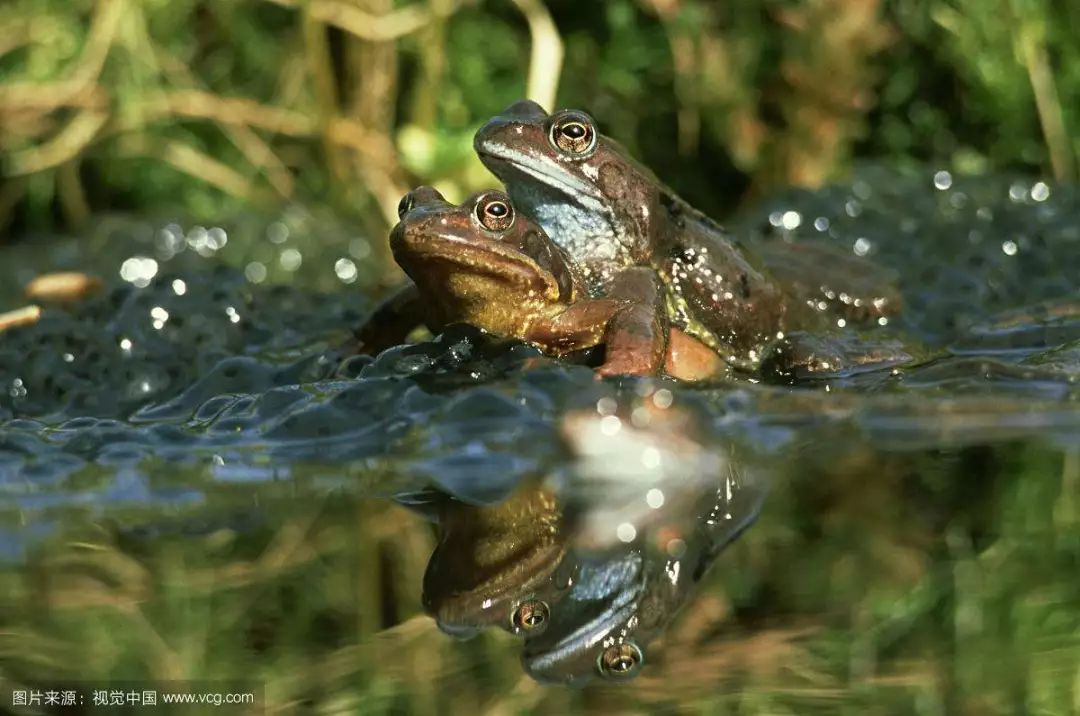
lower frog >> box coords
[359,186,725,380]
[422,482,574,639]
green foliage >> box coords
[2,0,1079,236]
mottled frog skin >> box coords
[474,100,902,371]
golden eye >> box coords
[476,195,515,232]
[550,116,596,155]
[396,193,415,219]
[597,642,643,679]
[510,599,549,635]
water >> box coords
[0,169,1077,711]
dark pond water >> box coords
[0,168,1077,712]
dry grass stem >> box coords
[259,0,469,42]
[5,111,109,176]
[1015,22,1076,181]
[511,0,564,111]
[0,305,42,333]
[24,272,102,303]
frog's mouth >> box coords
[474,143,607,211]
[521,583,640,682]
[395,233,556,292]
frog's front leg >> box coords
[353,283,425,355]
[595,267,669,377]
[523,268,670,377]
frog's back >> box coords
[652,197,792,366]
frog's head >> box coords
[421,485,574,639]
[474,101,663,269]
[391,186,579,332]
[519,550,654,685]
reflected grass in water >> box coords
[1,443,1076,713]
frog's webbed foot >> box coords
[352,283,425,355]
[761,330,926,384]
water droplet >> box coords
[280,248,302,271]
[645,489,665,509]
[9,378,27,399]
[853,237,872,256]
[616,523,637,543]
[349,238,372,259]
[207,227,228,250]
[1002,240,1018,256]
[933,170,952,190]
[334,258,358,283]
[1030,182,1050,202]
[119,257,159,287]
[599,415,622,436]
[245,262,267,284]
[780,210,801,230]
[172,279,187,295]
[267,221,289,244]
[596,397,617,416]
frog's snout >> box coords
[474,99,549,153]
[500,99,549,121]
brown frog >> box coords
[422,482,573,639]
[367,186,724,380]
[473,100,903,372]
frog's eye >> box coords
[397,193,415,219]
[597,642,644,679]
[476,194,515,232]
[550,114,596,155]
[509,599,549,635]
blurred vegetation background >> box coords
[1,0,1078,241]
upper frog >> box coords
[474,100,900,370]
[389,186,723,379]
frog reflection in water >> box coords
[419,396,768,684]
[474,100,904,372]
[422,483,573,638]
[383,186,723,379]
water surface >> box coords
[0,169,1077,712]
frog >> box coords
[421,482,574,639]
[473,100,903,372]
[520,398,769,684]
[366,185,725,380]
